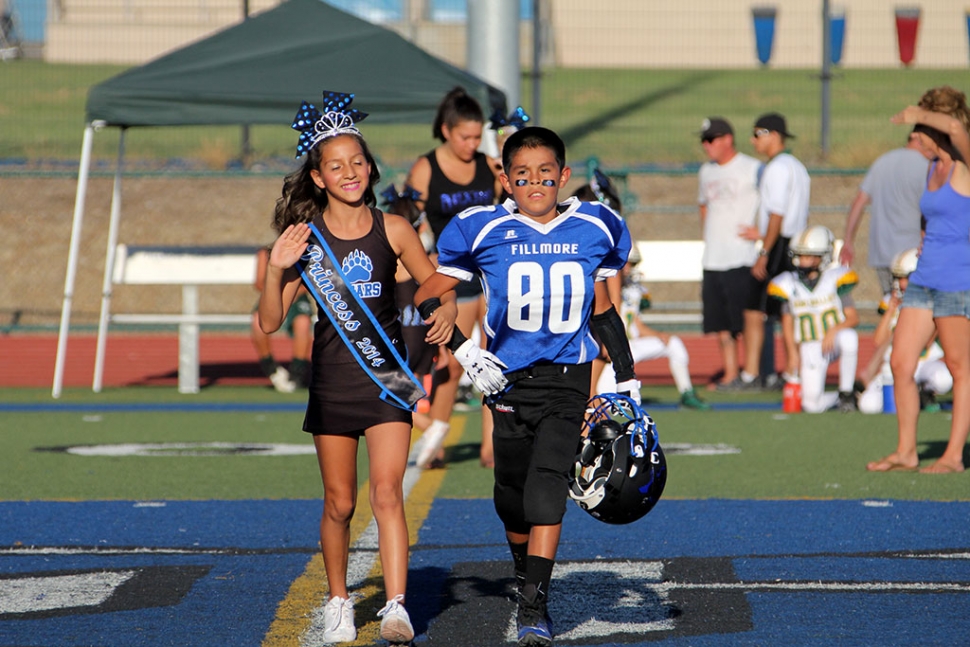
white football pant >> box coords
[597,334,693,395]
[799,328,859,413]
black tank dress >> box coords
[303,208,413,435]
[423,150,495,299]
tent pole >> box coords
[531,0,541,125]
[93,127,127,392]
[52,123,97,399]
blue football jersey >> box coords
[436,196,631,372]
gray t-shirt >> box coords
[859,147,928,267]
[697,152,761,270]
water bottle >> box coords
[882,365,896,414]
[782,378,802,413]
[882,382,897,414]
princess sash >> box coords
[297,221,425,410]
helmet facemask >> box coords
[569,394,667,525]
[792,252,825,286]
[789,225,835,285]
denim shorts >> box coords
[902,282,970,318]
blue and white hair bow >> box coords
[589,168,615,207]
[379,183,422,207]
[291,91,368,158]
[489,106,531,133]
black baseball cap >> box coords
[754,113,795,138]
[699,117,733,140]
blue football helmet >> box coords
[568,393,667,525]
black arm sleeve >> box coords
[417,297,441,320]
[591,306,635,383]
[447,326,469,352]
[417,297,468,352]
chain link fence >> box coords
[3,0,968,332]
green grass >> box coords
[3,62,969,169]
[1,386,965,502]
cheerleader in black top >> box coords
[259,92,458,644]
[406,86,502,468]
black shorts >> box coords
[488,363,592,531]
[702,267,758,335]
[303,362,412,436]
[753,236,793,316]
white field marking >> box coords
[662,581,970,592]
[0,547,236,556]
[62,443,316,457]
[133,501,167,508]
[904,553,970,560]
[0,570,134,614]
[503,559,970,642]
[862,500,893,507]
[301,447,425,647]
[662,443,741,456]
[506,561,676,642]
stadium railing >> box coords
[633,239,851,325]
[103,245,258,393]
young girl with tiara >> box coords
[260,91,504,643]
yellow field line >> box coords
[262,418,465,647]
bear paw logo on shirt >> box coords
[342,249,382,299]
[342,250,373,282]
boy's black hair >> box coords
[501,126,566,174]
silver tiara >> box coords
[291,91,368,158]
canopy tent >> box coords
[52,0,507,397]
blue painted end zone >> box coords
[0,500,320,548]
[3,499,970,646]
[419,498,970,558]
[412,499,970,646]
[0,500,321,647]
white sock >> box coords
[423,419,449,438]
[665,336,693,393]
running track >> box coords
[0,333,879,390]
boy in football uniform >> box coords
[415,126,637,647]
[856,247,953,414]
[767,225,860,413]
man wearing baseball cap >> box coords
[698,117,733,141]
[696,117,764,391]
[741,112,811,387]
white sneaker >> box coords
[269,366,296,393]
[377,594,414,643]
[414,423,448,469]
[322,595,356,643]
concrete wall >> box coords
[45,0,280,63]
[552,0,969,68]
[44,0,970,68]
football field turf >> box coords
[1,386,968,645]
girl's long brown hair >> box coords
[273,134,381,233]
